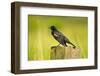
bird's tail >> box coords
[69,42,76,48]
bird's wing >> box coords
[53,30,70,43]
[55,30,70,42]
[63,35,70,43]
[55,30,64,36]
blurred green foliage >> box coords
[28,15,88,60]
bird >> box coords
[50,25,76,48]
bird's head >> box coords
[50,25,57,31]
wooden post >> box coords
[51,46,81,60]
[64,46,81,59]
[51,46,65,59]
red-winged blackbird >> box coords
[50,26,76,48]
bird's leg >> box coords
[65,43,68,47]
[56,43,60,48]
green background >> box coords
[28,15,88,60]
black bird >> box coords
[50,26,76,48]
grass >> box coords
[28,15,88,60]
